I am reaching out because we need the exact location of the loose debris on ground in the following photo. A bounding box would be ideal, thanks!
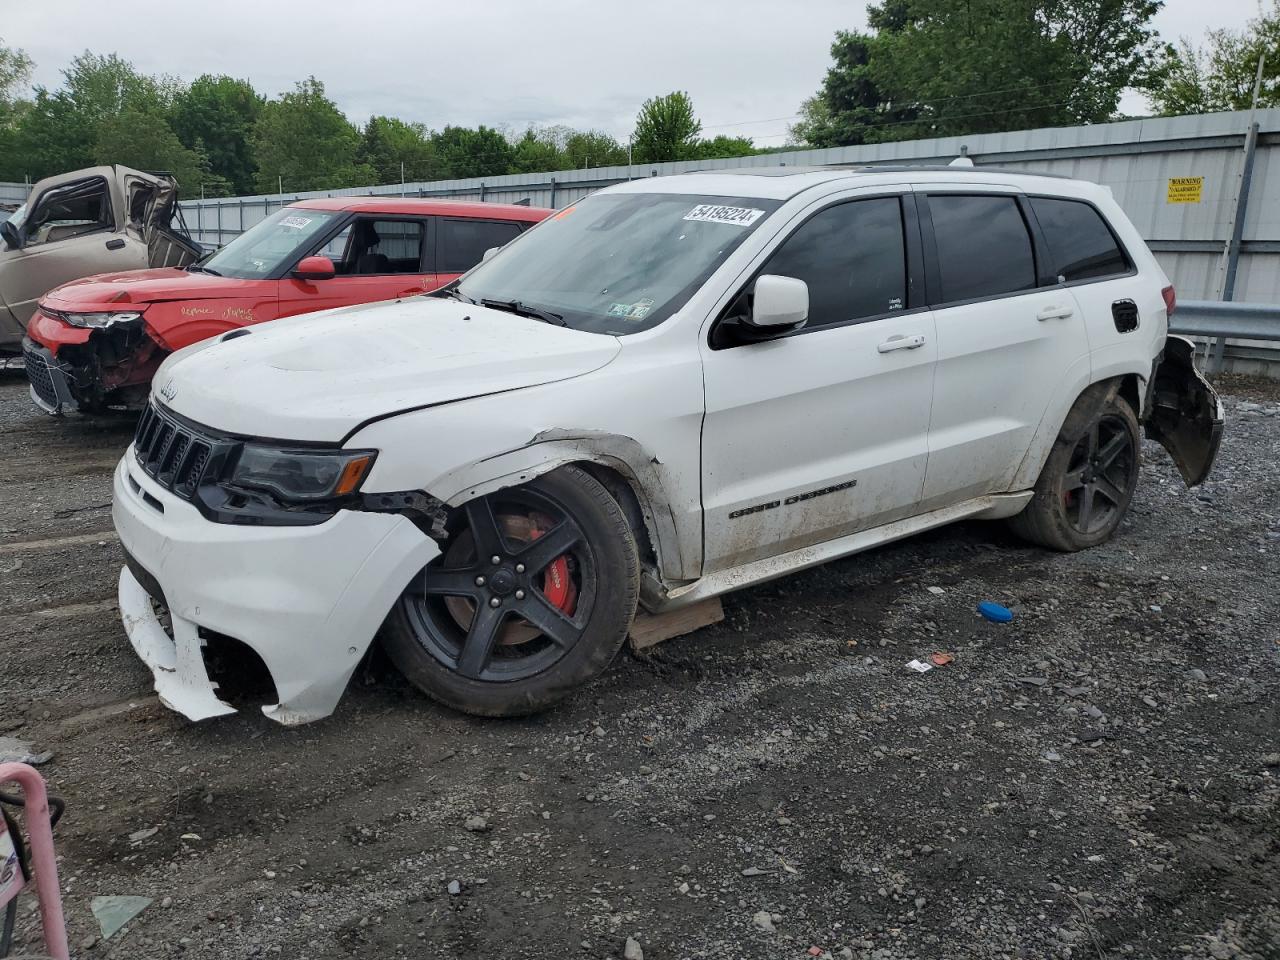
[1,371,1277,959]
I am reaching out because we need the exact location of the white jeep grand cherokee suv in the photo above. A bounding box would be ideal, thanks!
[112,167,1223,724]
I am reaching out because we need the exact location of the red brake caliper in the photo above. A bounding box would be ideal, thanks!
[529,524,577,615]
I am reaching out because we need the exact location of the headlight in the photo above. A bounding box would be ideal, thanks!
[59,311,143,329]
[228,445,377,502]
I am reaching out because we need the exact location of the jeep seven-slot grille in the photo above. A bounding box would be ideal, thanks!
[133,402,217,499]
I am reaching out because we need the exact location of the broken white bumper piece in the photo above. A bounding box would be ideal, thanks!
[112,455,438,725]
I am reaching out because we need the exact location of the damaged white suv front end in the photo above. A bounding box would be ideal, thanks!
[113,169,1224,725]
[113,295,623,724]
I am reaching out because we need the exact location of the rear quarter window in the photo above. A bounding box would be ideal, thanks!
[439,218,523,273]
[1029,197,1130,282]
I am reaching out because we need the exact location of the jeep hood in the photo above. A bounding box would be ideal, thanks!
[157,298,622,441]
[42,267,237,309]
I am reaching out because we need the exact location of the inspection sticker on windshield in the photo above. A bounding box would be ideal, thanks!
[278,216,313,230]
[608,297,654,320]
[683,204,765,227]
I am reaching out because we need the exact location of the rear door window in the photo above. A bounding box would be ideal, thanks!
[438,218,523,273]
[1029,197,1130,282]
[928,194,1036,303]
[758,196,908,328]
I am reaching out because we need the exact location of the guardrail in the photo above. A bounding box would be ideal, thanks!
[1171,300,1280,374]
[1171,300,1280,341]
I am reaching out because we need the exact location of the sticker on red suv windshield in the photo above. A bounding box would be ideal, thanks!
[683,204,765,227]
[279,216,314,230]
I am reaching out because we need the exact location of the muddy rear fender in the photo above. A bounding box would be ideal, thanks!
[1144,336,1224,487]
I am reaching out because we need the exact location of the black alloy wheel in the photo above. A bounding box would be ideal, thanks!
[1009,389,1142,552]
[383,466,639,716]
[1061,412,1138,536]
[403,486,596,682]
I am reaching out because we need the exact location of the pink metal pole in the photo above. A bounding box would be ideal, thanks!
[0,762,69,960]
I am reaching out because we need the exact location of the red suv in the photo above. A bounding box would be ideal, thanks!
[23,197,551,413]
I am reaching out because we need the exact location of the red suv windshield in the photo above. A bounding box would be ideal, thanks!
[198,208,343,279]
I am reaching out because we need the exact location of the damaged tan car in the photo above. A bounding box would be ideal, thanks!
[0,165,201,353]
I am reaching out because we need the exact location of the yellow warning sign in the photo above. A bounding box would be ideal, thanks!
[1167,176,1203,204]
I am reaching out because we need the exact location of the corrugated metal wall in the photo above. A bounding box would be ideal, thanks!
[0,181,31,204]
[5,109,1277,304]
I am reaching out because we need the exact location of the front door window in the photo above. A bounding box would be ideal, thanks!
[22,178,113,247]
[331,218,426,275]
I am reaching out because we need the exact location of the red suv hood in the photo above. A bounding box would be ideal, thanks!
[41,268,241,310]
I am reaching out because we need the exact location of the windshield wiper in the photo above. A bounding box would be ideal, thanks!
[431,286,476,304]
[186,264,222,277]
[480,298,567,327]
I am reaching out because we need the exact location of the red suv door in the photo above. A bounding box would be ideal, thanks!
[278,215,438,317]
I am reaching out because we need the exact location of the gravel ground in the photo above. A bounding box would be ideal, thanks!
[1,369,1277,960]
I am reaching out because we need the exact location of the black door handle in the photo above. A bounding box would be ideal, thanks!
[105,238,125,250]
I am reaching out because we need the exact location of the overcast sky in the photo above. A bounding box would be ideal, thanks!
[5,0,1268,146]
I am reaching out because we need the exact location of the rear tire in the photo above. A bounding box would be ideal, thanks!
[383,466,639,717]
[1009,388,1141,552]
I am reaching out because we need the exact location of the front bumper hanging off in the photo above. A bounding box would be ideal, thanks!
[21,338,76,414]
[113,455,440,725]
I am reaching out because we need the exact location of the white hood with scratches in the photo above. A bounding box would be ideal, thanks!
[157,298,621,442]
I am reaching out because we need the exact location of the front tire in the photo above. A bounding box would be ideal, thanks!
[1009,389,1141,552]
[383,466,640,717]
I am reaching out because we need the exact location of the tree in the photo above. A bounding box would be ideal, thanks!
[791,31,912,147]
[359,115,441,184]
[632,91,701,162]
[170,75,263,194]
[0,39,33,181]
[5,51,175,182]
[795,0,1164,146]
[60,51,174,128]
[689,135,758,160]
[0,38,31,107]
[1149,2,1280,115]
[563,130,628,168]
[93,108,207,196]
[430,125,514,178]
[6,89,94,180]
[508,127,565,173]
[250,77,372,193]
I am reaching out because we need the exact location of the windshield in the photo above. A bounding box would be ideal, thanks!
[200,208,342,279]
[455,192,781,334]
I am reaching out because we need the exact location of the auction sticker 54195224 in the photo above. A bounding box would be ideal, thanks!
[683,204,765,226]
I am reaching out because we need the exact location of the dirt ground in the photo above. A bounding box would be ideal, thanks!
[1,368,1277,960]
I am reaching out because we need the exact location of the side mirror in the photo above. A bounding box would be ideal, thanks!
[747,274,808,331]
[1,220,21,251]
[292,255,335,281]
[481,246,501,262]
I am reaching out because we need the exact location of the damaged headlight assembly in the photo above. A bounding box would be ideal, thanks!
[58,310,144,329]
[227,445,377,503]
